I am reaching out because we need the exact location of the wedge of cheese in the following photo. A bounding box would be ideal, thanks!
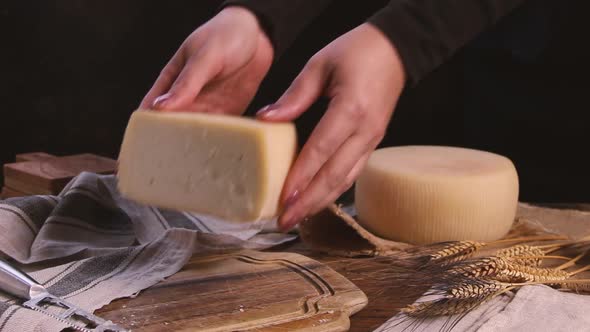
[355,146,519,244]
[117,110,297,221]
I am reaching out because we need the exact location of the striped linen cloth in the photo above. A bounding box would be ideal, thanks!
[0,172,295,331]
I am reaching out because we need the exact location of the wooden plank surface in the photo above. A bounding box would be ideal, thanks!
[273,243,421,332]
[96,242,422,332]
[97,251,368,332]
[3,154,117,194]
[98,203,590,332]
[3,152,587,331]
[283,203,590,331]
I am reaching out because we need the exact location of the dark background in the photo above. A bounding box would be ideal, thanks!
[1,1,588,202]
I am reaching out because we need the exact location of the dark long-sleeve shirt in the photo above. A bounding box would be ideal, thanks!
[222,0,526,85]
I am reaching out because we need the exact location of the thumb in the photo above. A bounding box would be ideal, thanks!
[256,59,327,122]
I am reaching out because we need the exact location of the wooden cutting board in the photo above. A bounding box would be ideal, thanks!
[97,251,368,332]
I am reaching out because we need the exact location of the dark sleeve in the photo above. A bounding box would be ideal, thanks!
[368,0,528,85]
[221,0,335,59]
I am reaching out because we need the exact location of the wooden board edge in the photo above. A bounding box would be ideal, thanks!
[3,177,56,195]
[3,162,57,188]
[1,186,28,199]
[186,250,369,331]
[245,310,352,332]
[233,250,369,314]
[15,152,56,162]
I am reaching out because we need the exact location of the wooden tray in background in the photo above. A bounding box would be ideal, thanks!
[1,152,117,198]
[97,251,368,332]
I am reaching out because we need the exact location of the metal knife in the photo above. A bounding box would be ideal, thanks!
[0,258,128,332]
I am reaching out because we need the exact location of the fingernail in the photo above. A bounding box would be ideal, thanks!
[152,93,173,109]
[280,215,301,232]
[278,190,300,232]
[282,215,310,232]
[283,190,299,209]
[256,103,280,118]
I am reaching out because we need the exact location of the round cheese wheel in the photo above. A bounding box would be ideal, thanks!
[355,146,519,244]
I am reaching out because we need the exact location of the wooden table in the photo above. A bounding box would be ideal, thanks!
[5,153,587,330]
[274,203,590,331]
[98,205,590,332]
[266,241,416,332]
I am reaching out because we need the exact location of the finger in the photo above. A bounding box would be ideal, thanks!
[278,132,374,231]
[278,96,363,207]
[154,48,222,111]
[256,58,327,121]
[308,151,371,217]
[139,52,184,109]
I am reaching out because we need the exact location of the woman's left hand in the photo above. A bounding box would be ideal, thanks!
[256,23,406,231]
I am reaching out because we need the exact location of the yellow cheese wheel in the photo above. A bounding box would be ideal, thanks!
[355,146,519,244]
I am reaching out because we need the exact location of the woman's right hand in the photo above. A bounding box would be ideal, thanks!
[140,6,274,115]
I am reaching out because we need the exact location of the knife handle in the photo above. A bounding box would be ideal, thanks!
[0,258,46,300]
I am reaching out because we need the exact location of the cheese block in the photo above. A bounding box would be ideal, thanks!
[117,110,297,222]
[355,146,519,244]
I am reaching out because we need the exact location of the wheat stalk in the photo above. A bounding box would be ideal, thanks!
[490,234,568,244]
[403,281,513,317]
[402,298,482,317]
[397,237,588,325]
[444,256,509,279]
[558,279,590,293]
[495,245,545,266]
[429,254,579,292]
[498,251,582,283]
[446,280,506,299]
[495,244,545,257]
[428,241,484,265]
[495,264,571,283]
[405,258,587,319]
[424,235,567,267]
[404,276,590,318]
[559,283,590,293]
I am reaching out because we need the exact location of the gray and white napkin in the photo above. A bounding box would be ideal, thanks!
[0,172,295,331]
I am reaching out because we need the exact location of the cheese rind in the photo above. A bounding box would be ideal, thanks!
[117,110,297,222]
[355,146,519,244]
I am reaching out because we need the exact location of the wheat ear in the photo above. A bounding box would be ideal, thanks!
[403,282,514,317]
[426,235,567,266]
[428,241,484,265]
[495,244,545,266]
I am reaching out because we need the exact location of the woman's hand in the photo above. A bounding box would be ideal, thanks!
[256,23,406,231]
[140,6,274,115]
